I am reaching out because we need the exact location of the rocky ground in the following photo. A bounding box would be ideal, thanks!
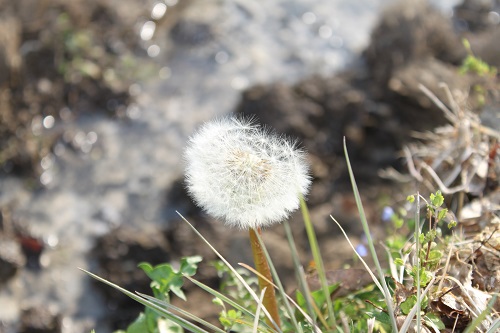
[0,0,499,332]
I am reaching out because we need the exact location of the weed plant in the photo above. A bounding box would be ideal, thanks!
[83,114,499,332]
[83,137,499,332]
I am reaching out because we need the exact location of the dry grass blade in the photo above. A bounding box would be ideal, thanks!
[253,288,267,333]
[330,216,384,293]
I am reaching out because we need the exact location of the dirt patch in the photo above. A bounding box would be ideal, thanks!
[0,0,143,177]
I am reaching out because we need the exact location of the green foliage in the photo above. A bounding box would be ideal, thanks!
[459,39,497,106]
[400,294,428,315]
[391,213,405,229]
[219,308,243,330]
[116,256,202,333]
[408,266,433,288]
[87,185,471,333]
[211,261,259,331]
[429,190,444,208]
[295,283,339,322]
[212,261,259,309]
[139,256,202,302]
[459,40,497,77]
[424,313,445,331]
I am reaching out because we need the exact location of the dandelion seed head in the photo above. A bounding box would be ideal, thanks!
[184,116,311,229]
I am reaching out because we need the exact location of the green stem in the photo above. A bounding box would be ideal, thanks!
[249,227,281,330]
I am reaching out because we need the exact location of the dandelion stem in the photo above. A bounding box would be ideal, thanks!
[249,227,281,330]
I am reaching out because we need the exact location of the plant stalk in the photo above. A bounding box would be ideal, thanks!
[249,227,281,330]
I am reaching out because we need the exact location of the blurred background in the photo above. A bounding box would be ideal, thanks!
[0,0,498,332]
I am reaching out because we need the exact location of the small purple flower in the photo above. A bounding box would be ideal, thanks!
[355,244,368,257]
[381,206,394,222]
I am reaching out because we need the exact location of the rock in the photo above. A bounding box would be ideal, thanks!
[19,306,61,333]
[170,19,216,46]
[468,28,500,68]
[0,235,25,284]
[453,0,500,32]
[388,57,475,128]
[363,0,466,95]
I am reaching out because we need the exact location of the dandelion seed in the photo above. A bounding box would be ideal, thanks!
[184,116,311,230]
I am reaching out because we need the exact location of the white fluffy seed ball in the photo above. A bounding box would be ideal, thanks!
[184,116,311,229]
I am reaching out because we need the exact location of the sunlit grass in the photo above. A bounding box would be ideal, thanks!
[83,139,499,333]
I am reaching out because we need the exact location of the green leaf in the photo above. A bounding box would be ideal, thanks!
[406,195,415,203]
[421,270,432,286]
[212,297,224,307]
[169,276,187,301]
[448,220,457,229]
[418,233,425,245]
[124,313,149,333]
[400,295,417,315]
[138,257,202,302]
[370,310,391,326]
[391,215,404,229]
[394,258,404,267]
[219,309,242,330]
[296,283,339,310]
[138,262,177,296]
[138,262,154,275]
[157,318,184,333]
[424,313,445,330]
[428,250,443,261]
[401,294,429,315]
[424,230,437,243]
[437,208,448,222]
[219,316,232,328]
[180,256,202,276]
[430,191,444,207]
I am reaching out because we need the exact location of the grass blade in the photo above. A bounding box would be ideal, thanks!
[300,196,336,329]
[184,275,263,325]
[137,292,226,333]
[283,220,320,328]
[486,318,500,333]
[463,295,498,333]
[254,287,267,333]
[80,268,209,333]
[343,138,398,333]
[177,212,282,333]
[330,216,383,293]
[414,192,422,333]
[239,263,321,333]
